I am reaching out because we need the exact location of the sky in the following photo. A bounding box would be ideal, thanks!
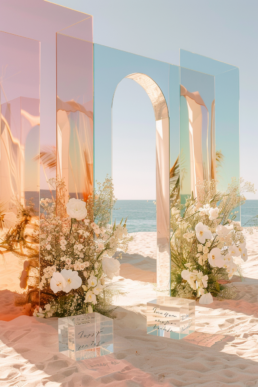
[51,0,258,199]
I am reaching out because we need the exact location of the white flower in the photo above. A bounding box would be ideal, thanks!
[88,276,98,287]
[209,207,219,220]
[228,244,241,257]
[199,293,213,305]
[93,282,103,295]
[241,248,248,261]
[102,257,120,279]
[97,242,104,251]
[61,269,82,293]
[216,225,231,238]
[45,304,51,311]
[199,204,210,216]
[181,269,190,280]
[85,291,97,305]
[208,248,224,268]
[195,222,212,244]
[84,219,90,225]
[223,253,233,264]
[198,288,205,297]
[46,244,51,250]
[187,272,197,290]
[226,262,238,279]
[91,222,100,234]
[238,242,247,261]
[66,198,87,220]
[50,272,66,293]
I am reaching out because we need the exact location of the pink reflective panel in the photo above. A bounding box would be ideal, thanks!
[57,20,93,202]
[0,31,40,320]
[0,0,93,320]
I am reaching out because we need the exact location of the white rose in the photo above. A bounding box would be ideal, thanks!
[102,257,120,279]
[199,292,213,305]
[66,198,87,220]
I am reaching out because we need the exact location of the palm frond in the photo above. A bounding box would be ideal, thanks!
[34,146,56,170]
[216,150,224,171]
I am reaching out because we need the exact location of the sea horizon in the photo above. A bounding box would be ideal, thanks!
[24,192,258,232]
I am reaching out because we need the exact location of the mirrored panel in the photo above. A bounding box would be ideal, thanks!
[180,68,215,202]
[94,44,172,307]
[180,50,240,219]
[56,18,93,203]
[0,31,40,320]
[0,0,93,321]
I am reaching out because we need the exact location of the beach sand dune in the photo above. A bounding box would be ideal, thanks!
[1,231,258,386]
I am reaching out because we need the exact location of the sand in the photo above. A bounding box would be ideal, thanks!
[1,230,258,386]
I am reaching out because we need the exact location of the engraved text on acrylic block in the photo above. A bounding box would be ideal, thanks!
[146,297,195,340]
[58,312,113,361]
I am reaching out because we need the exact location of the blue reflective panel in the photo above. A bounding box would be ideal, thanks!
[180,50,239,207]
[94,44,174,293]
[180,68,215,201]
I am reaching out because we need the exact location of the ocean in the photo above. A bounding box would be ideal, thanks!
[114,200,258,233]
[24,192,258,232]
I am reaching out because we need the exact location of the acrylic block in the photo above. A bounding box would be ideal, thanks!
[58,313,113,361]
[146,297,195,340]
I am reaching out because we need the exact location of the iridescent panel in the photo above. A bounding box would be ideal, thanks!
[57,18,93,202]
[94,44,172,296]
[0,31,40,320]
[180,68,215,202]
[180,50,240,219]
[0,0,92,321]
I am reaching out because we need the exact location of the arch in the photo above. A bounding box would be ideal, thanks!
[112,73,170,292]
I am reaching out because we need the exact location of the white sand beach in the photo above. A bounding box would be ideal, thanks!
[1,231,258,386]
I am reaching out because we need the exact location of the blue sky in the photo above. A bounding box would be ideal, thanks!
[51,0,258,199]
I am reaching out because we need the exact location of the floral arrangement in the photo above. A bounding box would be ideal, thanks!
[170,179,255,304]
[34,178,132,318]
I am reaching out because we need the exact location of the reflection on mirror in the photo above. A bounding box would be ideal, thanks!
[0,2,93,322]
[111,77,158,306]
[180,69,215,202]
[0,31,40,321]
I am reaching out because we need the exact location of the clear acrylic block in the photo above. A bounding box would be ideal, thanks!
[147,297,195,340]
[58,312,114,361]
